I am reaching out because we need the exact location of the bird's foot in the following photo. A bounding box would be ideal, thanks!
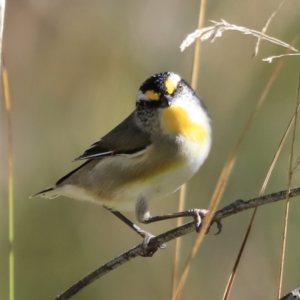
[188,209,222,234]
[138,230,166,257]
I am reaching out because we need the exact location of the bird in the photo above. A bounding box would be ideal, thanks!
[31,72,212,242]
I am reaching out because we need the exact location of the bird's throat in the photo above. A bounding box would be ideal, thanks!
[162,105,208,145]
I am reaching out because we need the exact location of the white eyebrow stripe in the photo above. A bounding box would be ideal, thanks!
[169,73,181,87]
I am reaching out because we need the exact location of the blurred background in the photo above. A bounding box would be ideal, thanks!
[1,0,300,299]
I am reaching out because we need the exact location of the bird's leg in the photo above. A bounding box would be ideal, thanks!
[142,209,222,234]
[104,206,165,256]
[135,198,221,233]
[108,209,148,238]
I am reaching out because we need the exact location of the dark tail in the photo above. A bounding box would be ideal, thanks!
[29,187,56,199]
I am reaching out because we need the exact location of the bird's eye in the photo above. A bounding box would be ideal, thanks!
[177,83,183,91]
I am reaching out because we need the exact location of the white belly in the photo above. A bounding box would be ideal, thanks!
[107,137,211,211]
[53,132,211,212]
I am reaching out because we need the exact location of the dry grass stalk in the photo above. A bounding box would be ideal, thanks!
[263,53,300,63]
[3,65,15,300]
[172,0,206,298]
[222,37,299,300]
[172,185,186,296]
[175,10,300,300]
[0,1,14,300]
[172,1,207,297]
[277,76,300,298]
[173,130,245,300]
[180,19,298,57]
[222,107,299,300]
[173,76,264,300]
[253,0,286,57]
[56,185,300,300]
[174,31,298,300]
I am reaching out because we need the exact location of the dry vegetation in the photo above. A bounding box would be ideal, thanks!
[2,0,300,300]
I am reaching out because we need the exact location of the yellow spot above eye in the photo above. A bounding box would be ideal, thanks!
[165,76,176,95]
[145,90,160,101]
[163,105,207,145]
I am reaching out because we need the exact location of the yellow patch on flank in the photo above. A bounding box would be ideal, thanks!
[163,105,207,145]
[145,90,160,101]
[121,147,185,187]
[165,76,176,95]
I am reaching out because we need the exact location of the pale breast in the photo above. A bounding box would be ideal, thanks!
[57,102,212,212]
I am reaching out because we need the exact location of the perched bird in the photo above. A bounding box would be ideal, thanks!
[32,72,212,239]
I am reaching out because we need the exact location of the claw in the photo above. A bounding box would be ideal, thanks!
[138,231,166,257]
[207,219,222,235]
[214,220,222,235]
[188,209,208,233]
[187,209,223,235]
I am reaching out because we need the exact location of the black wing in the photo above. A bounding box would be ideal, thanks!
[75,112,151,160]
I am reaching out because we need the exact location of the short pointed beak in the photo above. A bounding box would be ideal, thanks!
[161,94,173,107]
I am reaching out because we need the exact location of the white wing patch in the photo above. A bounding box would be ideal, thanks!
[120,147,148,158]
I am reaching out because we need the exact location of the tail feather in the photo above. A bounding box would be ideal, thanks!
[30,187,59,199]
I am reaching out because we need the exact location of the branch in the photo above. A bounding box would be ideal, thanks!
[280,286,300,300]
[54,186,300,300]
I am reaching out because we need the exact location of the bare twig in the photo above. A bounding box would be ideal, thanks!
[54,186,300,300]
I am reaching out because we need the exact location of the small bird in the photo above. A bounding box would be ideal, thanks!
[32,72,212,240]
